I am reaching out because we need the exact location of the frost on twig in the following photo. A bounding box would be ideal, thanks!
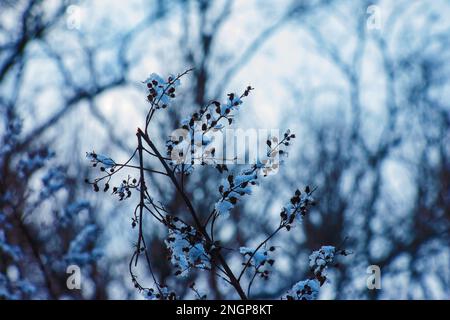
[144,73,181,110]
[142,285,176,300]
[86,151,116,168]
[284,278,320,300]
[240,246,275,280]
[84,69,349,300]
[280,186,315,229]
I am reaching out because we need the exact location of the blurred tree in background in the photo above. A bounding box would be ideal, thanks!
[0,0,449,299]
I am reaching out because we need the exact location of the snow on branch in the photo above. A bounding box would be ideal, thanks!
[166,87,253,175]
[283,246,351,300]
[214,130,296,218]
[85,69,349,300]
[165,216,211,277]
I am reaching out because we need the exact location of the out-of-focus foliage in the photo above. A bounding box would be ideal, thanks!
[0,0,449,299]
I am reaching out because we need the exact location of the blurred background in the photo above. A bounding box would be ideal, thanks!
[0,0,449,300]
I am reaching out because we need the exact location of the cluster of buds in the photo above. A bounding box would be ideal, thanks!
[284,278,320,300]
[112,176,138,201]
[189,282,207,300]
[145,73,180,109]
[261,130,295,176]
[309,246,351,285]
[142,286,177,300]
[215,169,258,217]
[280,186,315,229]
[166,88,253,175]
